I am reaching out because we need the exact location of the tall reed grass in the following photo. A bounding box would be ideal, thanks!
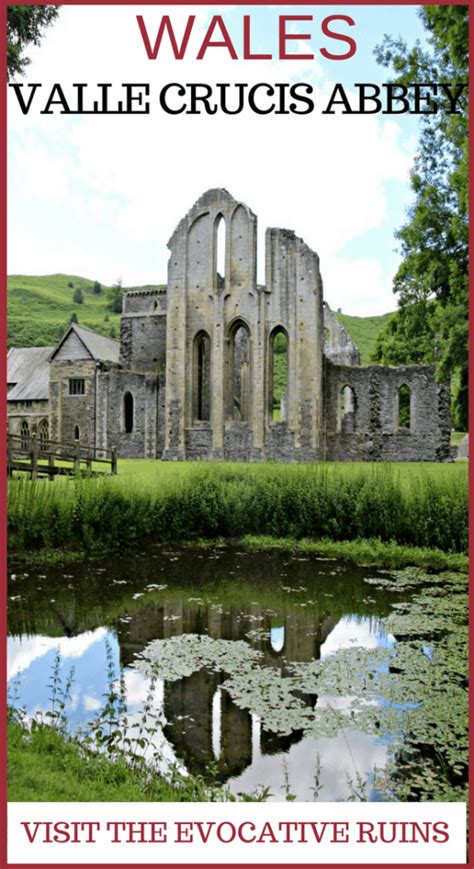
[8,463,468,554]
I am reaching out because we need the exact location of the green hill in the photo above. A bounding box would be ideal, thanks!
[7,275,394,366]
[335,311,395,365]
[7,274,165,348]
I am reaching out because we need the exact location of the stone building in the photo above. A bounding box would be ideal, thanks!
[7,188,452,462]
[7,346,53,446]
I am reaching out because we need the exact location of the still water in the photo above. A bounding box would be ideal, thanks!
[8,546,408,801]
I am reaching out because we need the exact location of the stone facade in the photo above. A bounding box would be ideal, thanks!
[7,188,452,462]
[7,346,53,445]
[323,302,360,366]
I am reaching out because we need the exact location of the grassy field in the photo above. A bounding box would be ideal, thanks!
[7,274,165,348]
[114,458,466,488]
[8,461,468,556]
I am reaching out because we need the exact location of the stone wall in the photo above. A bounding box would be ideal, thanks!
[323,302,360,365]
[162,188,324,462]
[163,188,260,460]
[264,226,324,461]
[120,289,167,373]
[323,359,451,461]
[103,368,161,459]
[49,359,98,446]
[7,400,49,437]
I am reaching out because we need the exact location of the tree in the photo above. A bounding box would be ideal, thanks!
[93,280,102,295]
[73,287,84,305]
[371,7,468,430]
[69,313,78,324]
[7,5,60,80]
[108,278,124,314]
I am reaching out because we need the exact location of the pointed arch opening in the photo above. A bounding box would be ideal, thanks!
[398,384,411,429]
[38,419,49,448]
[269,327,288,422]
[339,385,356,433]
[270,623,285,654]
[228,320,251,422]
[193,331,211,422]
[74,425,80,441]
[20,420,30,450]
[123,392,134,433]
[215,214,226,289]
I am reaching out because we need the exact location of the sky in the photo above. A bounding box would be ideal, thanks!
[7,5,428,315]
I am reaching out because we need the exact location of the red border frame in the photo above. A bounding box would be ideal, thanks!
[1,0,471,867]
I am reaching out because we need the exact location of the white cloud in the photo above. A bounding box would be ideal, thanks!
[7,628,108,680]
[324,255,400,316]
[320,616,395,658]
[82,693,102,712]
[230,725,388,802]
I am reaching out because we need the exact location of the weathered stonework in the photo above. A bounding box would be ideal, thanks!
[323,360,451,461]
[8,189,452,462]
[323,303,360,366]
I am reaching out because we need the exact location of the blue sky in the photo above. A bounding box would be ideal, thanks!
[8,5,429,315]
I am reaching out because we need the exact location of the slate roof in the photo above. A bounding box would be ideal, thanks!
[7,346,53,401]
[8,325,120,401]
[50,324,120,363]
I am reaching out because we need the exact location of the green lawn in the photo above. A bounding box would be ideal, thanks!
[112,457,467,491]
[451,431,467,446]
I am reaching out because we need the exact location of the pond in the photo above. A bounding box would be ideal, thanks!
[8,546,468,803]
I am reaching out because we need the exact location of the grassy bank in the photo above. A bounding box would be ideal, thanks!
[242,536,468,571]
[9,461,467,556]
[8,719,215,802]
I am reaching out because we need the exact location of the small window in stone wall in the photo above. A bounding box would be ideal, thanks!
[230,322,251,421]
[124,392,134,433]
[398,384,411,429]
[193,333,211,422]
[215,214,226,289]
[69,378,85,396]
[74,425,80,441]
[39,419,49,446]
[271,329,288,422]
[20,420,30,449]
[340,385,356,433]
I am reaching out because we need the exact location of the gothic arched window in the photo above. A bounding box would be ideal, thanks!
[270,327,288,422]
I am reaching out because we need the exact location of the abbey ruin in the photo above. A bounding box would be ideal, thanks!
[7,188,452,462]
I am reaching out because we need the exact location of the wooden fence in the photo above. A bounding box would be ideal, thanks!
[7,433,117,479]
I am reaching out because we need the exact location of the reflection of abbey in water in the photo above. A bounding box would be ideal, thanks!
[7,188,451,461]
[118,601,337,781]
